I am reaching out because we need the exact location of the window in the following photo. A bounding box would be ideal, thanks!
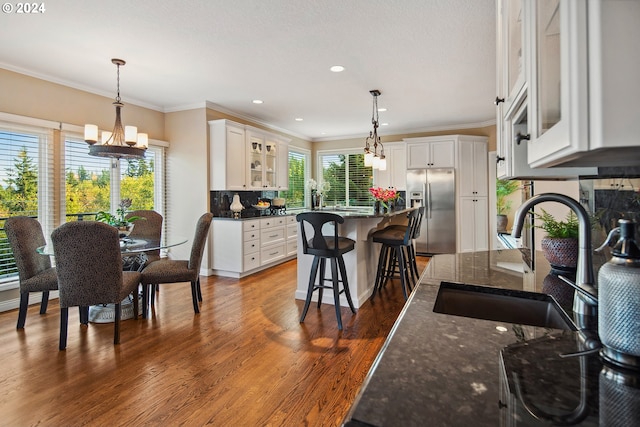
[64,137,112,221]
[0,117,166,285]
[0,124,52,282]
[279,149,308,208]
[64,137,164,220]
[319,151,373,207]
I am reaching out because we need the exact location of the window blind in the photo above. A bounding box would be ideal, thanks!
[279,149,307,208]
[320,152,372,207]
[0,123,52,281]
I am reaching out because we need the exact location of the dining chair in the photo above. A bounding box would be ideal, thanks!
[51,221,141,350]
[141,212,213,316]
[126,210,163,265]
[4,216,59,329]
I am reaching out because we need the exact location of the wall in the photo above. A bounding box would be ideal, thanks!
[164,108,210,265]
[0,68,165,139]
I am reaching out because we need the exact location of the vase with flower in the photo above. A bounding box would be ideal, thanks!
[95,198,145,238]
[369,187,398,214]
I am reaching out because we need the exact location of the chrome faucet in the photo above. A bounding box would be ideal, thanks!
[512,193,597,318]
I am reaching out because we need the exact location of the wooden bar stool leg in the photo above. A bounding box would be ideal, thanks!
[372,245,388,299]
[317,258,326,308]
[337,255,356,313]
[330,257,343,330]
[300,256,320,323]
[396,246,409,300]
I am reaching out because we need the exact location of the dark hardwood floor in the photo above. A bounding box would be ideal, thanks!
[0,256,428,426]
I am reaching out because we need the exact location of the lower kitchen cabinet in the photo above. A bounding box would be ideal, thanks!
[458,197,489,253]
[211,215,297,278]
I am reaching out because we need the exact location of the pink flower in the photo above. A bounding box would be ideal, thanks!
[369,187,398,206]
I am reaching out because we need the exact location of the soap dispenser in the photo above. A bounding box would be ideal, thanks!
[597,219,640,369]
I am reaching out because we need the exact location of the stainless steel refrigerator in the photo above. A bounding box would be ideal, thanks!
[406,168,456,254]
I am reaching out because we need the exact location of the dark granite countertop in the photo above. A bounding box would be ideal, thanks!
[212,207,413,221]
[344,249,640,427]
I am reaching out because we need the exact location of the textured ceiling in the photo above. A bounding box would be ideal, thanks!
[0,0,496,140]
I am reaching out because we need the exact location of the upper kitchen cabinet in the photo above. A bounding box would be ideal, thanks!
[373,141,407,191]
[209,120,246,191]
[526,0,640,168]
[246,130,289,190]
[458,138,489,198]
[405,137,455,170]
[495,0,597,179]
[209,119,290,191]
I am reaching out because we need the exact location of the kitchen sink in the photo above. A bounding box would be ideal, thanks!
[433,281,577,330]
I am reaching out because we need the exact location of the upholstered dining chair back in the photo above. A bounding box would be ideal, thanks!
[52,221,124,307]
[140,212,213,316]
[127,210,162,256]
[189,212,214,271]
[4,216,53,285]
[52,221,141,350]
[4,216,58,329]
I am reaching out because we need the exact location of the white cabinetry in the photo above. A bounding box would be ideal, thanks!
[211,215,296,278]
[246,131,289,190]
[458,139,488,198]
[286,215,298,256]
[210,119,290,191]
[525,0,640,168]
[455,136,490,253]
[458,197,489,253]
[495,0,597,179]
[209,120,247,191]
[405,137,455,169]
[373,141,406,190]
[260,217,286,266]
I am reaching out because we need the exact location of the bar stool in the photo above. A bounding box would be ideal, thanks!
[296,212,356,330]
[387,206,424,286]
[371,207,423,300]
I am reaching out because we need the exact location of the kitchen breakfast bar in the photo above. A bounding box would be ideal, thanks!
[295,207,415,308]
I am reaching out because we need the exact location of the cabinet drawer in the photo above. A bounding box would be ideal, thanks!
[243,220,260,232]
[243,252,260,271]
[261,243,286,265]
[287,215,297,224]
[243,239,260,254]
[260,227,285,245]
[287,239,298,256]
[286,223,298,239]
[260,217,287,228]
[244,230,260,242]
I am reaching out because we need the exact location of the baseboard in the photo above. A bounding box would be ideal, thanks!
[0,291,59,313]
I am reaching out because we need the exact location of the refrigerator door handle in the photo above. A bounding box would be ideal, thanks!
[425,182,432,218]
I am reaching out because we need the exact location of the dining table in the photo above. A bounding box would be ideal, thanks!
[37,237,188,323]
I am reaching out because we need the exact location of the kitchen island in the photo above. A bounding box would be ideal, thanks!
[295,207,414,309]
[344,249,638,426]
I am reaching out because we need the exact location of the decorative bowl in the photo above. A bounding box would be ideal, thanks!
[116,223,134,238]
[252,203,270,210]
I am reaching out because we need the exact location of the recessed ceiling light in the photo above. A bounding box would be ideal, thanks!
[330,65,345,72]
[378,108,387,112]
[496,326,508,332]
[252,99,263,104]
[381,123,389,126]
[295,118,303,121]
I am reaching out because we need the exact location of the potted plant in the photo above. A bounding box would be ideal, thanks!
[95,198,145,238]
[496,179,519,233]
[532,208,579,269]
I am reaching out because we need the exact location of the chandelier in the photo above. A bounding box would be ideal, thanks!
[363,89,386,170]
[84,59,147,160]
